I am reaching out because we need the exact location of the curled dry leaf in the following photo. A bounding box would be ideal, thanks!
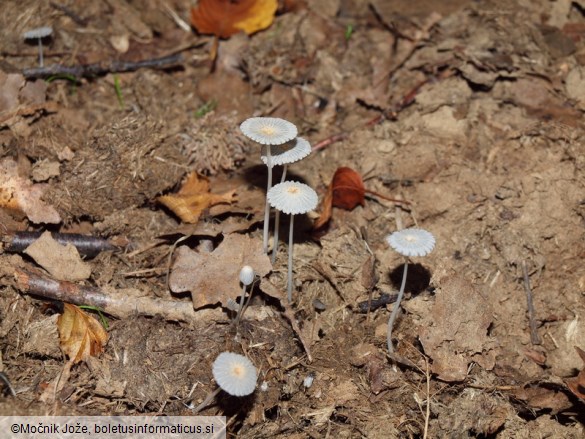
[157,172,236,224]
[314,167,409,230]
[0,157,61,224]
[57,303,108,364]
[314,167,365,229]
[566,346,585,400]
[190,0,278,38]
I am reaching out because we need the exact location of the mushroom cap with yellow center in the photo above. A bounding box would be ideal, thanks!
[267,181,318,215]
[240,117,298,145]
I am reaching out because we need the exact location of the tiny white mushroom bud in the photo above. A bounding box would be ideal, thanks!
[239,265,255,286]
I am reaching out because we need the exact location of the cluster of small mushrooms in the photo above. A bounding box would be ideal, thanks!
[198,117,436,413]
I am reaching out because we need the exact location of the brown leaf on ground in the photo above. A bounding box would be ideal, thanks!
[24,231,92,282]
[566,346,585,399]
[512,385,572,413]
[190,0,278,38]
[419,273,497,382]
[0,158,61,224]
[169,233,271,309]
[57,303,108,364]
[314,167,365,229]
[157,172,236,224]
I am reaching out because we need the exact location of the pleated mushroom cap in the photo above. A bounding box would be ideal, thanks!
[240,117,297,145]
[23,26,53,39]
[212,352,257,397]
[267,181,318,215]
[261,137,311,167]
[386,228,435,257]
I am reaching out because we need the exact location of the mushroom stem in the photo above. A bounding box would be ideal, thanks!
[271,165,288,264]
[263,148,273,254]
[287,214,294,302]
[193,386,222,413]
[234,283,247,326]
[37,38,44,67]
[387,259,408,353]
[263,149,272,253]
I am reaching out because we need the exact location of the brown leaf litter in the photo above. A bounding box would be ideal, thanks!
[419,271,497,382]
[157,171,236,224]
[169,233,271,309]
[24,231,91,281]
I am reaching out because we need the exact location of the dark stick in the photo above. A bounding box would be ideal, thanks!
[3,231,119,258]
[50,2,88,26]
[22,53,184,79]
[522,260,541,345]
[357,293,398,313]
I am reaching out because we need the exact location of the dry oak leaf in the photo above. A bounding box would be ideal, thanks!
[57,303,108,364]
[169,233,271,309]
[0,157,61,224]
[191,0,278,38]
[157,172,236,224]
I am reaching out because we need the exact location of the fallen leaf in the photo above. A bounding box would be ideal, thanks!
[157,172,236,224]
[169,233,271,309]
[24,231,92,281]
[314,167,365,229]
[190,0,278,38]
[0,157,61,224]
[419,273,497,382]
[57,303,108,364]
[331,167,366,209]
[566,346,585,399]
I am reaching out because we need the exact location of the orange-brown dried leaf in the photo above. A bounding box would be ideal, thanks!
[190,0,278,38]
[57,303,108,364]
[566,346,585,399]
[314,167,365,229]
[158,172,236,224]
[332,167,366,209]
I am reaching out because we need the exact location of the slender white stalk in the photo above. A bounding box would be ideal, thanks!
[263,148,273,253]
[234,283,247,326]
[38,38,44,67]
[193,386,222,413]
[271,165,288,264]
[387,260,408,353]
[287,214,295,302]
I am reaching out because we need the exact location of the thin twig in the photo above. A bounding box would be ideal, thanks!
[311,133,348,152]
[23,53,184,79]
[15,269,198,322]
[522,260,541,345]
[423,357,430,439]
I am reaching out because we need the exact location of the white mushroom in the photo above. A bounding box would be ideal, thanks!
[240,117,298,254]
[267,181,318,302]
[385,228,435,354]
[193,351,258,413]
[235,265,255,325]
[23,26,53,67]
[261,137,312,264]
